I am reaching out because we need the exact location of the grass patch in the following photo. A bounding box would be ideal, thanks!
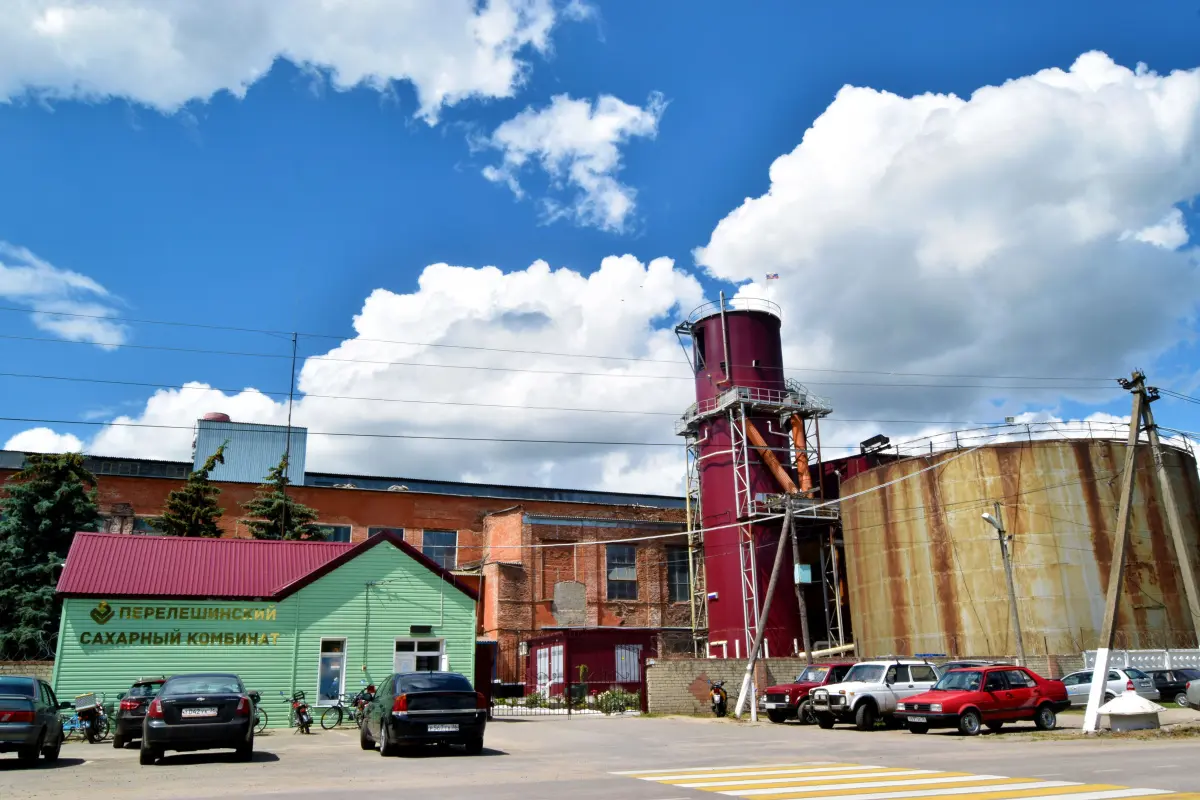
[1029,724,1200,742]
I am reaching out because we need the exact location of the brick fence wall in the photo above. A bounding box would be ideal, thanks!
[646,653,1089,716]
[0,661,54,681]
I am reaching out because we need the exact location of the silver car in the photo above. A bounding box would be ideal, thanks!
[1187,677,1200,709]
[1061,668,1160,706]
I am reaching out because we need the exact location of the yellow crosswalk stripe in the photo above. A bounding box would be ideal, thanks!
[611,762,1190,800]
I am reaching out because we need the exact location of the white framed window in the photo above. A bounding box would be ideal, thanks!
[394,638,445,673]
[315,524,352,543]
[317,638,347,706]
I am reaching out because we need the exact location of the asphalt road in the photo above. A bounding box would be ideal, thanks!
[3,713,1198,800]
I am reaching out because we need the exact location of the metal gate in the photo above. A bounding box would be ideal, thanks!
[490,639,646,718]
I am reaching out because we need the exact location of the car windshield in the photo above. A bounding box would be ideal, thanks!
[0,678,35,698]
[162,676,243,695]
[797,666,829,683]
[933,670,983,691]
[843,665,885,684]
[1125,668,1149,680]
[398,673,473,693]
[128,683,163,698]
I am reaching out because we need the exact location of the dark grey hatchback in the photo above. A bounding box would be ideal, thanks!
[141,673,255,765]
[360,672,486,756]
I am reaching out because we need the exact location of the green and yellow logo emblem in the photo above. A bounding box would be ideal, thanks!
[90,601,114,625]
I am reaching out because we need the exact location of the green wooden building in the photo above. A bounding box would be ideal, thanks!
[52,531,477,727]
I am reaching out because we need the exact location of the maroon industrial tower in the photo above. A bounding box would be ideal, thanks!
[675,296,834,663]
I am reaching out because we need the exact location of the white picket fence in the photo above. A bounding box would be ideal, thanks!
[1083,649,1200,671]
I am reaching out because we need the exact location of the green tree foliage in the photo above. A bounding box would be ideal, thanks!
[152,443,228,538]
[0,453,100,659]
[241,454,324,541]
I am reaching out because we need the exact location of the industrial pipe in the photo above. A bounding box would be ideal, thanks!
[745,420,798,494]
[790,415,813,493]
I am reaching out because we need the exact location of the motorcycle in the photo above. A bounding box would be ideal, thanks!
[75,692,110,743]
[709,680,728,718]
[283,690,313,734]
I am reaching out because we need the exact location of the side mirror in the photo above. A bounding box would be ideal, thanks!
[59,701,73,710]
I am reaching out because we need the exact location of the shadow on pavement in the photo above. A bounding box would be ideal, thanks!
[153,751,281,766]
[0,757,88,771]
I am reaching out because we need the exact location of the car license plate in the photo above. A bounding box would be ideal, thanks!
[428,723,458,733]
[908,716,927,723]
[765,703,781,709]
[181,707,217,718]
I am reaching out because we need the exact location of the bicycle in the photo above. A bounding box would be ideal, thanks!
[249,691,268,735]
[320,685,374,730]
[60,711,83,741]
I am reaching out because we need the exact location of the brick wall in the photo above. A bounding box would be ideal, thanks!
[0,661,54,681]
[647,657,816,715]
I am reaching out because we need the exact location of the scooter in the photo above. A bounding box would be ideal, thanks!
[283,690,313,734]
[75,692,110,743]
[709,680,728,718]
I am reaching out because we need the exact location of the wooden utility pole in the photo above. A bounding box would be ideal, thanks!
[789,515,813,665]
[988,503,1027,666]
[1083,372,1146,733]
[1084,371,1200,732]
[1142,395,1200,643]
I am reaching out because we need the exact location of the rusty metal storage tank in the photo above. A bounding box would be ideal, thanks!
[840,438,1200,659]
[675,297,809,660]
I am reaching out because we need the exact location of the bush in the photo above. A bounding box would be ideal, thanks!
[596,689,639,715]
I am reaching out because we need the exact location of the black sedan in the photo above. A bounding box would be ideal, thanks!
[360,672,486,756]
[113,677,164,749]
[1147,668,1200,707]
[140,673,255,765]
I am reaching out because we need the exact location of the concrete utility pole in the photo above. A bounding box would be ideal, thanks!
[1084,372,1146,733]
[734,504,794,719]
[789,514,813,665]
[982,503,1026,666]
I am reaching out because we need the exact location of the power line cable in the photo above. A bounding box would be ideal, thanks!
[0,305,1119,383]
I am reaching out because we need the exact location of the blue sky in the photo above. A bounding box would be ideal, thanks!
[1,0,1199,491]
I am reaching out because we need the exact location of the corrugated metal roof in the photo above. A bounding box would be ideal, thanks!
[56,531,479,601]
[57,533,352,599]
[194,420,306,484]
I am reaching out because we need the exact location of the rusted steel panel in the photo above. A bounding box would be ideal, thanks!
[842,440,1200,657]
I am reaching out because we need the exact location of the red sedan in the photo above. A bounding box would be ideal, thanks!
[894,665,1069,735]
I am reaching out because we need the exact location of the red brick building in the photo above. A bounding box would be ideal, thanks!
[0,424,690,686]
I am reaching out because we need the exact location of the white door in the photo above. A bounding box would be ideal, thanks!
[536,647,550,695]
[615,645,642,683]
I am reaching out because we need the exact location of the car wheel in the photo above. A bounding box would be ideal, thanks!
[235,731,254,762]
[359,721,375,751]
[908,723,929,735]
[958,710,982,736]
[464,736,484,756]
[139,743,161,766]
[1174,693,1189,708]
[1104,693,1115,703]
[18,733,43,765]
[798,700,817,725]
[112,734,125,749]
[854,703,877,731]
[985,722,1003,733]
[43,731,62,763]
[816,713,835,729]
[378,722,398,757]
[767,710,788,724]
[1034,704,1057,731]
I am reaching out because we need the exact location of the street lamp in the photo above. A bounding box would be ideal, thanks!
[983,504,1027,666]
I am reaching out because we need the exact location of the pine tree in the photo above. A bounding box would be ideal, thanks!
[152,443,228,537]
[241,454,324,541]
[0,453,101,659]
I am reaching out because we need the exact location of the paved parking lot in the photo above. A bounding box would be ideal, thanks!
[3,714,1198,800]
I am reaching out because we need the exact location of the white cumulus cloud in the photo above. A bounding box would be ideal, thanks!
[4,427,84,454]
[696,51,1200,438]
[40,256,703,493]
[0,242,127,346]
[0,0,562,122]
[482,92,666,232]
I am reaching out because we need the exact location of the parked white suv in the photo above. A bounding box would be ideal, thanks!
[809,660,940,731]
[1060,668,1160,706]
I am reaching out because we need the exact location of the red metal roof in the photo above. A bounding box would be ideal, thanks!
[56,531,477,601]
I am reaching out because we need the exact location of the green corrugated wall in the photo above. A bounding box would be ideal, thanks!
[54,541,476,728]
